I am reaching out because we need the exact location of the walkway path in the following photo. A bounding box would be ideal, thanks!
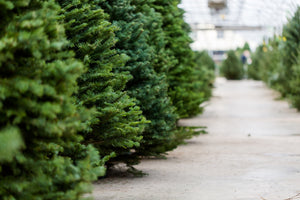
[93,78,300,200]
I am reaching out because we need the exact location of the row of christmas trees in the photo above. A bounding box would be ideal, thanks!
[248,6,300,109]
[0,0,215,199]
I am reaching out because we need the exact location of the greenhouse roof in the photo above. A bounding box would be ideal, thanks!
[179,0,300,51]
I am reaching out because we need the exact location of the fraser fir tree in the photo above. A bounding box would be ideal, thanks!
[193,51,215,99]
[99,0,179,157]
[132,0,205,151]
[133,0,177,74]
[280,7,300,106]
[221,50,244,80]
[57,0,147,166]
[288,54,300,109]
[282,7,300,73]
[194,51,215,72]
[151,0,206,118]
[248,45,263,80]
[0,1,103,199]
[281,7,300,97]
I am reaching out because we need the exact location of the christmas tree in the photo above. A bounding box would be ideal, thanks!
[282,7,300,106]
[0,1,103,199]
[57,0,147,166]
[193,51,215,99]
[221,50,244,80]
[99,0,179,157]
[151,0,206,118]
[281,7,300,96]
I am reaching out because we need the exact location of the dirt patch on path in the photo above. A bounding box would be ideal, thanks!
[93,78,300,200]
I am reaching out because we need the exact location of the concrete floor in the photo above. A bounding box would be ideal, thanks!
[93,78,300,200]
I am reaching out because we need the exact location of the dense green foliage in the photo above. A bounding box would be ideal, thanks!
[250,6,300,110]
[221,50,244,80]
[152,0,207,118]
[1,0,215,197]
[289,53,300,108]
[0,1,103,199]
[281,7,300,97]
[247,45,263,80]
[194,51,215,71]
[99,0,179,157]
[193,51,215,99]
[135,0,176,75]
[249,38,283,88]
[282,8,300,75]
[57,0,146,167]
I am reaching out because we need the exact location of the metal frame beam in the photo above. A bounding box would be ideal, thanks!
[190,25,264,31]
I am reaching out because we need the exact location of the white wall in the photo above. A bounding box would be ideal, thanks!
[190,30,251,51]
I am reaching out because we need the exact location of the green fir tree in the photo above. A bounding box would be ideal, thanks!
[281,7,300,96]
[0,1,103,199]
[193,51,215,99]
[221,50,244,80]
[99,0,180,157]
[133,0,177,75]
[151,0,206,118]
[57,0,147,166]
[280,7,300,107]
[248,45,263,80]
[282,7,300,73]
[133,0,205,148]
